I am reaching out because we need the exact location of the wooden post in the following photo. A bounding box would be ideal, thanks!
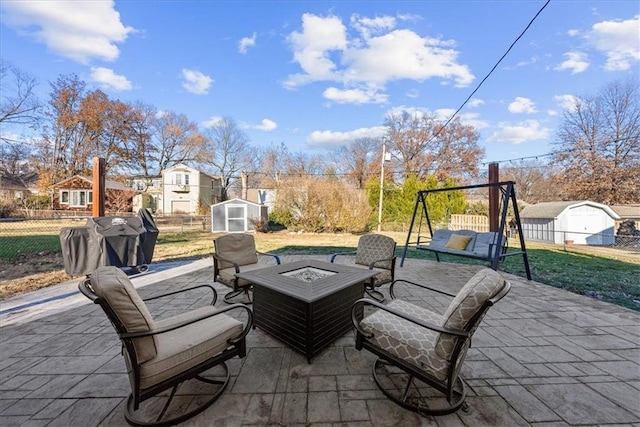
[488,162,499,232]
[92,157,106,217]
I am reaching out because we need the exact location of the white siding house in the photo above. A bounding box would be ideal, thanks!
[160,164,222,215]
[521,201,620,245]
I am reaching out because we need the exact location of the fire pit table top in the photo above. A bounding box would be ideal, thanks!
[236,259,377,303]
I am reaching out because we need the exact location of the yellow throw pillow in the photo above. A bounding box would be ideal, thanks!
[445,234,472,250]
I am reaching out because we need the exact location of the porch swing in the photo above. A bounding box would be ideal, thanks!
[400,180,532,280]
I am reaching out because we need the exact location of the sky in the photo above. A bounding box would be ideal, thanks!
[1,0,639,167]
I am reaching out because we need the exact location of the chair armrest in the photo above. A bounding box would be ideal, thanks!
[212,253,241,273]
[257,251,281,264]
[143,284,217,306]
[389,279,457,299]
[122,303,253,343]
[330,251,357,263]
[367,256,396,269]
[351,298,469,338]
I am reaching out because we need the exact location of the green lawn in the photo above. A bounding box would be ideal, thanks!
[0,235,61,258]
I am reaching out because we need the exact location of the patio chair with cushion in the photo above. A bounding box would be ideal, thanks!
[213,233,281,304]
[330,233,396,302]
[351,268,511,416]
[78,266,252,426]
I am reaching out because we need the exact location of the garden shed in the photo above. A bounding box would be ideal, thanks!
[211,198,268,233]
[520,201,619,245]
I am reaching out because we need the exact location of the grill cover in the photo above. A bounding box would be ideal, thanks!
[60,210,159,276]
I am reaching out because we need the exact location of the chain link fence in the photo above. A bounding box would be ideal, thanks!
[1,214,211,259]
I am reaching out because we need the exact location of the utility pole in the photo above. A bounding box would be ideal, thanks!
[377,141,389,232]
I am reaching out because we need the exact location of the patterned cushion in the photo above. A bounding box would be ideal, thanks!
[438,268,504,358]
[89,267,157,363]
[214,234,259,269]
[360,299,450,381]
[355,234,396,271]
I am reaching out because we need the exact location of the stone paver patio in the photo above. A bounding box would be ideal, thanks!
[1,254,638,426]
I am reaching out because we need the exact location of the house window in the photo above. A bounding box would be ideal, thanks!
[61,190,93,207]
[175,174,182,185]
[184,174,190,185]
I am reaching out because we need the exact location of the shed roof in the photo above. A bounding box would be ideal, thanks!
[521,200,620,219]
[211,197,262,207]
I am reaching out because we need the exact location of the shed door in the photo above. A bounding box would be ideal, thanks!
[226,204,247,232]
[567,208,602,244]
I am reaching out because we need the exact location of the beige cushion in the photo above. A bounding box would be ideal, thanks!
[355,234,396,270]
[216,262,267,287]
[438,269,504,358]
[360,299,450,381]
[90,267,157,363]
[139,306,243,389]
[444,234,472,250]
[214,234,259,269]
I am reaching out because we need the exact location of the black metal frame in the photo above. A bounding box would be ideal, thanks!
[212,238,281,304]
[399,181,531,280]
[78,279,253,426]
[330,237,397,303]
[351,277,511,416]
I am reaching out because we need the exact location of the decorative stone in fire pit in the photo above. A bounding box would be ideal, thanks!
[281,267,336,282]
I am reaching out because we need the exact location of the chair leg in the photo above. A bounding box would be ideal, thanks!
[124,363,230,426]
[365,286,385,303]
[223,288,252,305]
[371,358,467,416]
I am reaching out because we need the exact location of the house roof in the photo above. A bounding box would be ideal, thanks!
[610,205,640,219]
[163,163,219,180]
[51,175,134,192]
[521,200,620,220]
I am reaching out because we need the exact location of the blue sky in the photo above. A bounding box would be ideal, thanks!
[1,1,639,165]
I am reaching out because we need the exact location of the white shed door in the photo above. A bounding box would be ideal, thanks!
[567,208,602,244]
[226,204,247,232]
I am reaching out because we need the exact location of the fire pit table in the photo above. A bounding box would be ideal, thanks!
[236,259,377,363]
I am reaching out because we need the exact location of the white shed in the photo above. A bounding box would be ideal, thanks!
[520,201,620,245]
[210,198,268,233]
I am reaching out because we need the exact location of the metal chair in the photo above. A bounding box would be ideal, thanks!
[213,233,281,304]
[78,266,252,426]
[331,234,396,302]
[352,268,511,416]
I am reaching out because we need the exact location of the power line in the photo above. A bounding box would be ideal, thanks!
[429,0,552,142]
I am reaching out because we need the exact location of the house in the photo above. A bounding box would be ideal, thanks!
[51,175,136,212]
[520,201,620,245]
[610,205,640,233]
[129,175,162,213]
[159,163,222,215]
[0,171,39,201]
[211,198,268,232]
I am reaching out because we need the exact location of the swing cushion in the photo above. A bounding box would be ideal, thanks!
[445,234,473,250]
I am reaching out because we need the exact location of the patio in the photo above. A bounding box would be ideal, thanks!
[1,254,639,426]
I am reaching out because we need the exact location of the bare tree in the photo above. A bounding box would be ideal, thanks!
[336,137,379,189]
[202,117,252,200]
[384,111,483,182]
[553,78,640,204]
[154,111,206,172]
[500,160,563,203]
[0,61,41,141]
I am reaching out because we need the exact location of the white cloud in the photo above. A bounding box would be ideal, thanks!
[508,97,537,114]
[202,116,224,128]
[307,126,386,148]
[253,119,277,131]
[0,1,132,63]
[181,69,213,94]
[323,86,388,104]
[585,15,640,71]
[555,51,590,74]
[567,29,580,37]
[284,13,474,104]
[467,98,485,108]
[385,106,489,130]
[487,120,550,145]
[90,67,132,91]
[553,94,580,111]
[238,32,257,54]
[405,89,420,99]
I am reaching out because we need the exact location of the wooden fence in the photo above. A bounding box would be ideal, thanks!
[449,214,489,232]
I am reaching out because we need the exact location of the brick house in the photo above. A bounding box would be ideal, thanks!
[51,175,137,212]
